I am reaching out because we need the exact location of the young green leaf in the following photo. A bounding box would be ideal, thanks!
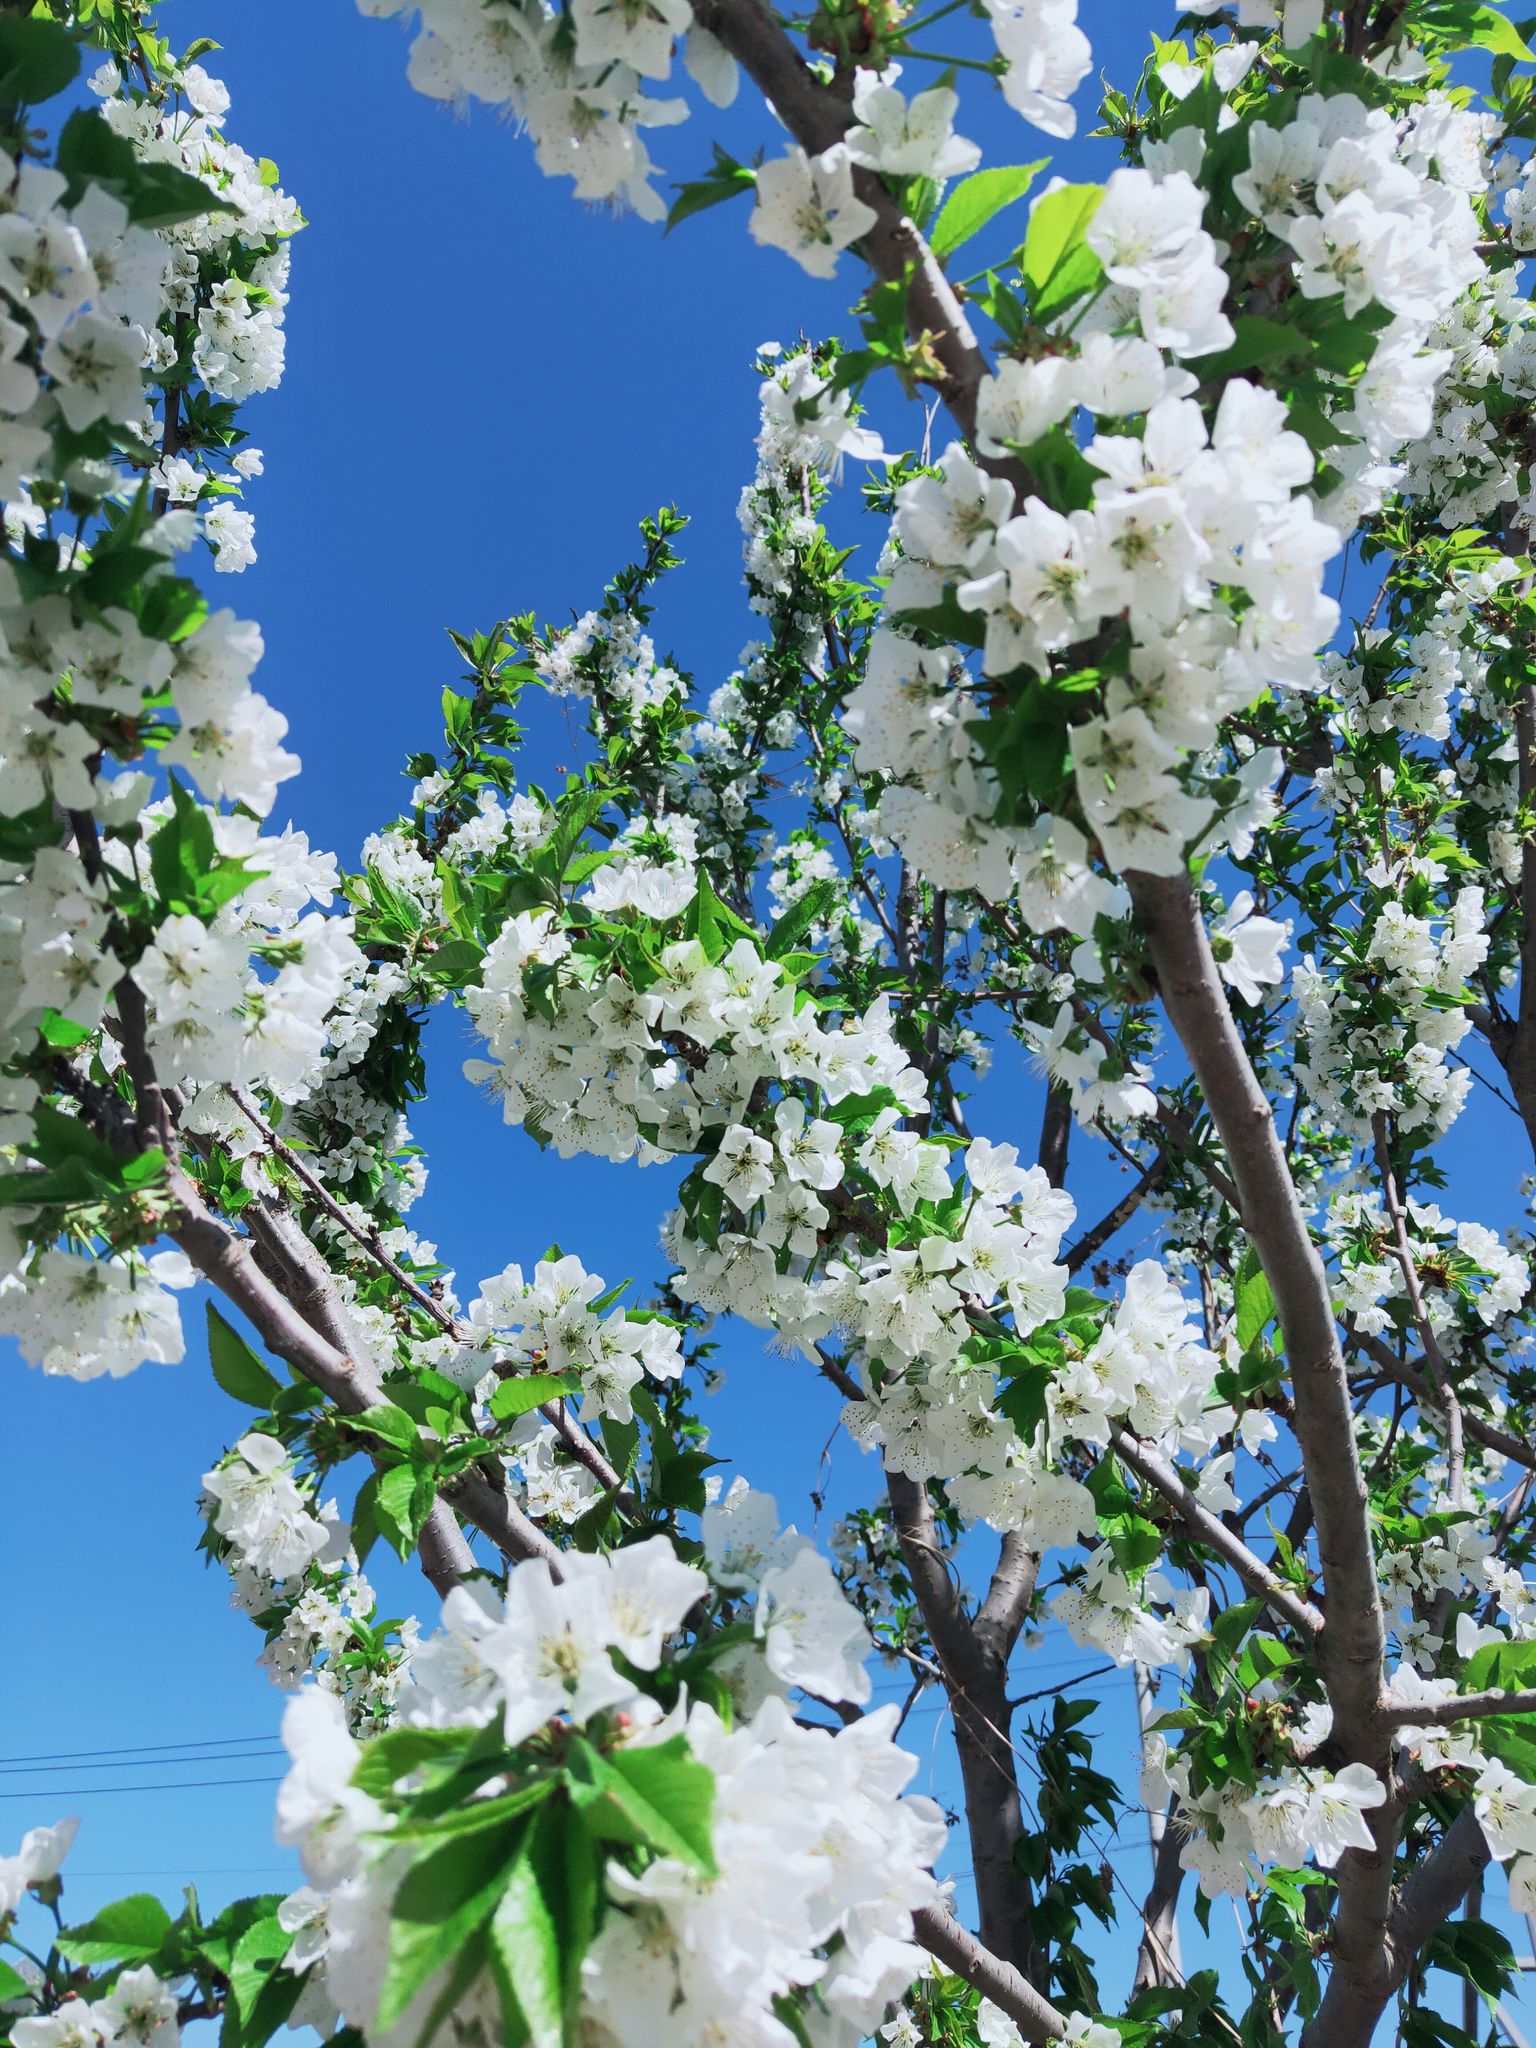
[489,1819,567,2048]
[58,1893,173,1965]
[568,1734,716,1873]
[206,1303,284,1407]
[490,1372,581,1424]
[930,161,1047,259]
[1234,1248,1275,1354]
[1021,182,1105,321]
[377,1824,525,2034]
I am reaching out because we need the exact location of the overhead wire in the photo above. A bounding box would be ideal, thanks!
[0,1753,283,1778]
[0,1775,283,1800]
[0,1735,277,1767]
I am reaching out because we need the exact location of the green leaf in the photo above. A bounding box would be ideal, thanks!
[666,145,757,233]
[688,875,753,963]
[1235,1248,1275,1353]
[489,1821,565,2048]
[226,1914,299,2045]
[1463,1637,1536,1695]
[1210,1596,1265,1657]
[378,1824,525,2035]
[57,110,133,190]
[930,161,1047,259]
[10,1105,167,1213]
[1147,1707,1207,1733]
[1021,183,1104,322]
[1481,1717,1536,1788]
[427,937,486,983]
[567,1734,715,1873]
[544,784,610,880]
[0,1960,31,2001]
[764,880,839,960]
[130,160,231,230]
[489,1372,581,1424]
[1085,1453,1135,1519]
[1194,315,1308,381]
[996,1361,1049,1446]
[37,1008,94,1049]
[1409,0,1535,56]
[555,1810,598,2010]
[58,1893,172,1965]
[351,1469,383,1566]
[375,1462,438,1557]
[350,1404,421,1453]
[0,18,79,107]
[351,1725,471,1799]
[1106,1514,1163,1578]
[206,1303,283,1407]
[148,777,217,914]
[391,1781,557,1842]
[1242,1633,1297,1686]
[598,1412,641,1482]
[1425,1913,1518,1999]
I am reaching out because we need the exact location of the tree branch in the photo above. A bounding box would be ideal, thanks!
[688,0,1017,466]
[887,1470,1045,1986]
[1371,1114,1465,1507]
[1507,682,1536,1146]
[1124,876,1384,1730]
[1123,871,1393,2039]
[169,1155,562,1571]
[1132,1805,1186,1996]
[1108,1425,1323,1638]
[912,1908,1066,2044]
[1384,1803,1491,1968]
[1347,1324,1536,1475]
[227,1086,627,1501]
[1380,1688,1536,1729]
[1063,1150,1166,1273]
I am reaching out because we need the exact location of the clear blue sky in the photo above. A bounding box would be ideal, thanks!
[3,0,1531,2027]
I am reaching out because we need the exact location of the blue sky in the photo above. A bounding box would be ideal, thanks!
[4,0,1534,2028]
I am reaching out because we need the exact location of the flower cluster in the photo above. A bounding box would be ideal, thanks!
[0,1246,193,1382]
[1294,886,1491,1138]
[203,1431,342,1585]
[274,1533,942,2048]
[459,1249,684,1422]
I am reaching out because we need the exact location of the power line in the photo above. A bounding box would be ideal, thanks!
[0,1736,276,1767]
[0,1753,283,1778]
[0,1776,283,1801]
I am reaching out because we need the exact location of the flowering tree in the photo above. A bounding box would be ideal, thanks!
[7,0,1536,2042]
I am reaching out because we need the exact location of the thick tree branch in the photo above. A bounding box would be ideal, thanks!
[417,1502,477,1595]
[1037,1083,1071,1194]
[887,1470,1044,1986]
[1132,1804,1187,1995]
[976,1532,1039,1659]
[1303,1805,1492,2045]
[1123,872,1394,2039]
[912,1908,1066,2044]
[1385,1803,1491,1965]
[1124,876,1385,1730]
